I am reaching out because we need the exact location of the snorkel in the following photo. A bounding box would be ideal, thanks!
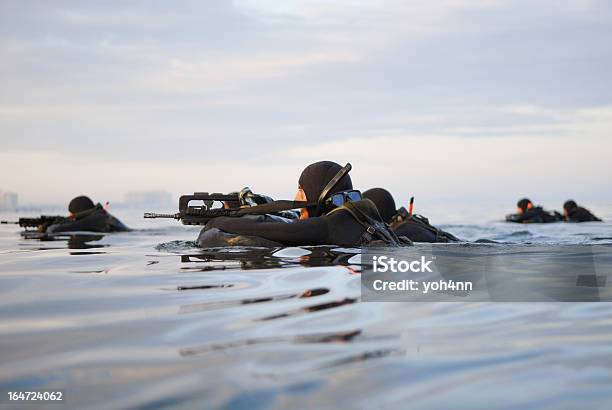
[314,163,353,216]
[408,196,415,217]
[297,161,356,218]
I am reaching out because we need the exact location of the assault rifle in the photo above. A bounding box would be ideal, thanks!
[144,164,354,226]
[144,190,305,226]
[1,215,66,229]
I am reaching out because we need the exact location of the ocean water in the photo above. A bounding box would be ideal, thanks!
[1,208,612,409]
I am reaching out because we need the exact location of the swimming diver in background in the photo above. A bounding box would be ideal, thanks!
[362,188,459,243]
[197,161,406,248]
[505,198,563,223]
[45,195,130,233]
[563,200,602,222]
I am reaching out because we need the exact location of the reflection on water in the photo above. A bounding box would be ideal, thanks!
[19,231,107,250]
[181,329,363,357]
[0,217,612,409]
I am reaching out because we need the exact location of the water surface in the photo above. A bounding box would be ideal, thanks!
[1,209,612,409]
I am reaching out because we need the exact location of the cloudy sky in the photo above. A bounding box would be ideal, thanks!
[1,0,611,210]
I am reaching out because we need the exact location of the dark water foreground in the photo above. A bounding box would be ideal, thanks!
[1,217,612,409]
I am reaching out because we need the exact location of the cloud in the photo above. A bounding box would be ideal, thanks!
[0,150,303,204]
[1,1,612,204]
[284,132,611,205]
[3,102,610,206]
[136,51,361,94]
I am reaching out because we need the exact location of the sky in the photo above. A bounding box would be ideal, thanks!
[1,0,611,211]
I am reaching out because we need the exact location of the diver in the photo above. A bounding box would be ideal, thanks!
[505,198,563,223]
[45,195,130,233]
[362,188,459,243]
[197,161,406,247]
[563,200,602,222]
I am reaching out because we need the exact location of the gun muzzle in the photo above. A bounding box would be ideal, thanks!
[1,221,18,224]
[144,212,181,219]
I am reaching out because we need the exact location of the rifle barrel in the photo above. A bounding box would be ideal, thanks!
[144,212,180,219]
[1,221,18,224]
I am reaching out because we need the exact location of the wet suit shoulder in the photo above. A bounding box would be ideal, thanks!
[46,205,130,233]
[506,207,562,223]
[567,207,602,222]
[199,199,404,247]
[393,215,459,243]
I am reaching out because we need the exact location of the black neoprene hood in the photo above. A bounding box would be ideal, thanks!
[298,161,353,216]
[69,196,95,214]
[564,200,578,211]
[517,198,532,212]
[362,188,396,223]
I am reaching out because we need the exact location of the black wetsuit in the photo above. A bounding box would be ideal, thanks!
[198,199,401,248]
[566,207,601,222]
[394,222,436,242]
[201,208,364,247]
[506,207,563,223]
[46,205,130,233]
[361,188,459,243]
[393,217,458,243]
[197,162,406,248]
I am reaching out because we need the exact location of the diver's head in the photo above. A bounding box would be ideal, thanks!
[563,200,578,215]
[516,198,533,214]
[69,195,95,216]
[296,161,353,218]
[362,188,396,224]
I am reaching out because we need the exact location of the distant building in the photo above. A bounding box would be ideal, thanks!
[0,191,18,210]
[124,191,173,208]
